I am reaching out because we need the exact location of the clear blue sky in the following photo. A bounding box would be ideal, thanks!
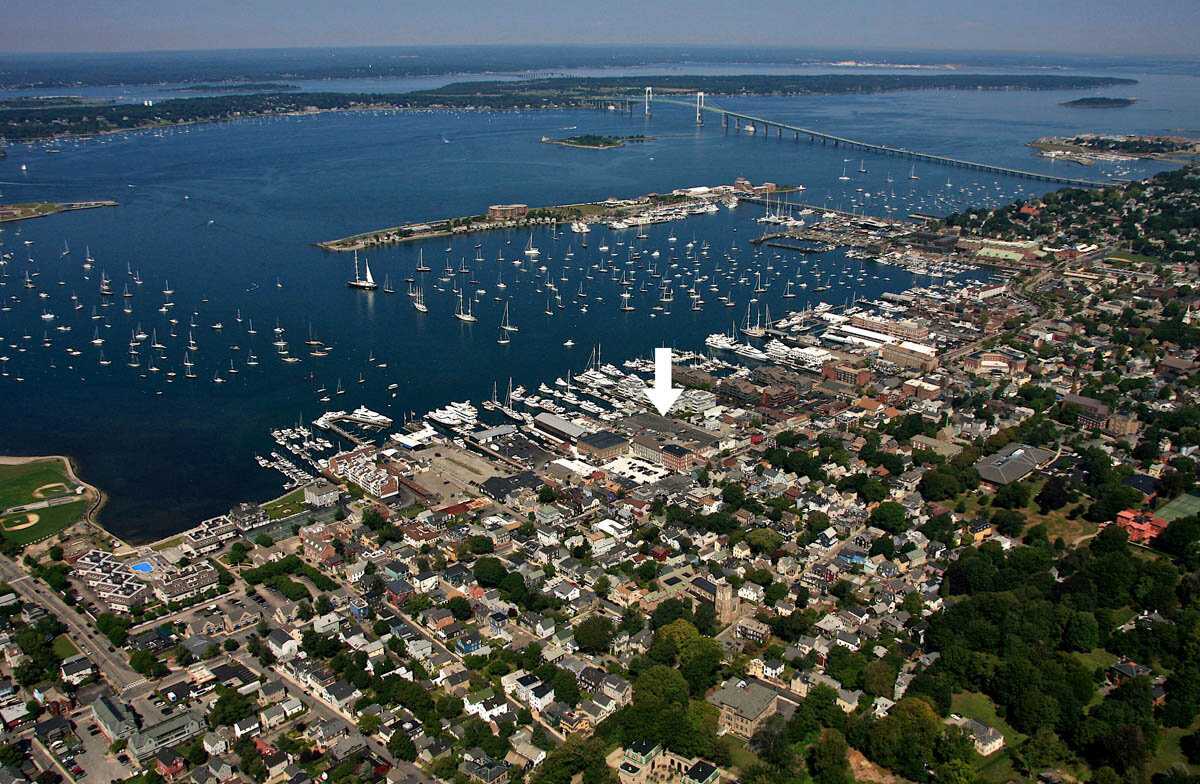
[5,0,1199,55]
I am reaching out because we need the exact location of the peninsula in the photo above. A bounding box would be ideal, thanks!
[0,73,1136,141]
[0,200,118,222]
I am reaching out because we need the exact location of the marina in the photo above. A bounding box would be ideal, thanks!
[0,72,1182,540]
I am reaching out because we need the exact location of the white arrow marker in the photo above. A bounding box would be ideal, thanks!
[644,346,683,416]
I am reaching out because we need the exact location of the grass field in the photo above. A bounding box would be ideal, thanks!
[725,736,762,773]
[1071,648,1119,675]
[52,635,79,659]
[952,692,1027,784]
[0,500,86,545]
[264,488,307,520]
[1157,492,1200,522]
[952,692,1026,745]
[0,459,72,509]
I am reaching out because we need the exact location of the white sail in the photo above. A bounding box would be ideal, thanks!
[364,259,375,285]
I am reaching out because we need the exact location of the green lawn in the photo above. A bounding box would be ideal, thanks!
[1151,725,1196,774]
[264,488,307,520]
[725,736,762,773]
[952,693,1028,784]
[1071,648,1119,674]
[52,635,79,658]
[0,459,72,509]
[971,747,1018,784]
[951,692,1027,745]
[0,500,86,545]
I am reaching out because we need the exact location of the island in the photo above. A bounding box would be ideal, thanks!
[0,200,118,222]
[1060,96,1137,108]
[0,73,1138,141]
[541,134,648,148]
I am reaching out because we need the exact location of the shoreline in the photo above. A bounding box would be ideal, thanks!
[0,453,127,551]
[0,200,118,223]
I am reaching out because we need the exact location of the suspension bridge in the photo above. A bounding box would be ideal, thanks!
[589,88,1113,189]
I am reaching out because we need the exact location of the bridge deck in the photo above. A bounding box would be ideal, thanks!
[614,95,1110,189]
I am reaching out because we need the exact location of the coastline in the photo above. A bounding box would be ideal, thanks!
[0,201,118,223]
[0,453,128,552]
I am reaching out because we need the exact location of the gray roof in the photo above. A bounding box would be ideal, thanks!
[707,679,776,720]
[974,443,1055,485]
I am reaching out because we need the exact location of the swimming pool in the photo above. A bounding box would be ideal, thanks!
[130,561,154,573]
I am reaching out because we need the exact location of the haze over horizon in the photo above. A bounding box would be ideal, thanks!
[5,0,1200,56]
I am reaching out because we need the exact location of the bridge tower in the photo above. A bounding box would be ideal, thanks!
[644,87,652,116]
[695,92,705,125]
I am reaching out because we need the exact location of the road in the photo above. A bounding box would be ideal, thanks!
[0,555,146,694]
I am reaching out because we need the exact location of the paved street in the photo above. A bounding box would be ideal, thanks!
[0,555,146,694]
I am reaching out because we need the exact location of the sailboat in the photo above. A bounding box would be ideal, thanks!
[524,233,540,257]
[454,290,476,322]
[348,251,378,290]
[908,165,919,180]
[500,301,518,333]
[858,160,867,174]
[413,287,428,313]
[383,275,395,294]
[415,249,430,272]
[497,328,510,345]
[838,168,851,181]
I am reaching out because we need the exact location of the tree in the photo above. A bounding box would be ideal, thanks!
[357,713,381,734]
[314,593,333,615]
[1035,476,1071,513]
[0,743,24,769]
[129,650,167,678]
[573,616,616,655]
[254,534,273,547]
[862,660,898,697]
[47,546,63,561]
[870,502,908,534]
[807,731,852,784]
[387,732,417,761]
[745,528,783,554]
[223,639,240,652]
[474,557,507,588]
[1064,612,1099,652]
[447,596,472,621]
[296,600,314,621]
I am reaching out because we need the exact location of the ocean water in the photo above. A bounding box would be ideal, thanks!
[0,62,1195,542]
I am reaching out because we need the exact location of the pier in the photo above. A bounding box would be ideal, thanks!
[313,407,393,446]
[605,93,1112,189]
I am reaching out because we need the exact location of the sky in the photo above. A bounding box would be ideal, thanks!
[4,0,1199,55]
